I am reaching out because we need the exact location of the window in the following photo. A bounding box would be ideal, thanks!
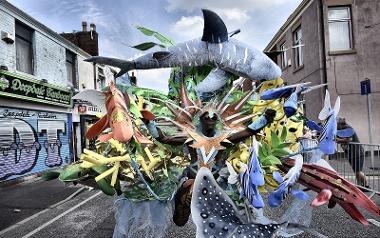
[328,6,353,51]
[15,21,34,74]
[280,42,287,69]
[293,27,303,68]
[98,67,106,89]
[66,51,77,88]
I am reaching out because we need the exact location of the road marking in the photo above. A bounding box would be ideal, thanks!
[368,219,380,227]
[21,191,102,238]
[0,187,86,236]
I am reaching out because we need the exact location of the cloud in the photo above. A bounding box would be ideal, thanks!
[170,8,250,40]
[166,0,296,13]
[217,8,250,24]
[170,15,203,39]
[135,68,171,93]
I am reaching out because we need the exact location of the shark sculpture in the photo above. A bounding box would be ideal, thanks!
[192,167,328,238]
[85,9,281,91]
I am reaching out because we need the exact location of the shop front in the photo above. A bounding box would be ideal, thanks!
[72,99,103,159]
[0,70,73,181]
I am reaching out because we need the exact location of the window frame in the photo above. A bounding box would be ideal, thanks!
[279,41,287,69]
[327,5,354,52]
[66,50,77,89]
[293,26,304,70]
[15,20,34,75]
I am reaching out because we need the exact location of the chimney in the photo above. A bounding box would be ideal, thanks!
[90,23,96,32]
[130,72,137,85]
[82,21,87,32]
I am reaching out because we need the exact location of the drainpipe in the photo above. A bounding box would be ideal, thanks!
[319,0,328,86]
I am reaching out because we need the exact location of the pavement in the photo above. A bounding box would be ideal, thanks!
[0,177,380,238]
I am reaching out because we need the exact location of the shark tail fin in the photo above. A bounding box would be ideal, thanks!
[84,56,133,78]
[201,9,228,43]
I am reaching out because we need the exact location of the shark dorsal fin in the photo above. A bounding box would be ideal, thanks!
[201,9,228,43]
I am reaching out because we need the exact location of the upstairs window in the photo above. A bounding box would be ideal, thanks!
[280,42,287,69]
[98,67,106,89]
[15,21,34,74]
[66,51,77,88]
[328,6,353,51]
[293,26,303,68]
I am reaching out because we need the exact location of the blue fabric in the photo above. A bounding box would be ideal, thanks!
[319,115,337,155]
[268,172,309,208]
[260,87,292,100]
[146,121,159,138]
[306,120,322,131]
[283,92,298,118]
[336,128,355,138]
[248,114,268,131]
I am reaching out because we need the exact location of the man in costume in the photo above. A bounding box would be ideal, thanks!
[144,105,276,226]
[337,117,369,187]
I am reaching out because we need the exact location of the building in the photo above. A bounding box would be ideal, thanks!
[60,21,115,160]
[265,0,380,144]
[0,1,113,181]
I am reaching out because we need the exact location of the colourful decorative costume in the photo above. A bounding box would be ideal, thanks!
[44,9,380,238]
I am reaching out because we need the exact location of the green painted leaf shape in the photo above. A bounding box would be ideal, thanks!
[271,131,281,148]
[280,126,288,141]
[96,179,116,196]
[59,163,83,182]
[132,42,166,51]
[262,155,282,166]
[272,148,290,157]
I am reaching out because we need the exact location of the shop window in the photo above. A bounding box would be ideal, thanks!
[328,6,353,51]
[15,21,34,74]
[66,50,77,88]
[293,26,303,69]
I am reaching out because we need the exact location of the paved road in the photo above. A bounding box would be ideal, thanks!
[0,182,379,238]
[0,179,78,231]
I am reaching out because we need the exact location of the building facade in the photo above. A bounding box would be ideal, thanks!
[265,0,380,144]
[0,1,113,181]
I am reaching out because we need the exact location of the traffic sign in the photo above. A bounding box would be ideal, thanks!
[360,79,371,95]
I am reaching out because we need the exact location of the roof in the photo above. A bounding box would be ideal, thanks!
[264,0,313,51]
[0,0,91,58]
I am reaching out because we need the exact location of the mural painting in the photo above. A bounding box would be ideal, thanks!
[0,107,72,181]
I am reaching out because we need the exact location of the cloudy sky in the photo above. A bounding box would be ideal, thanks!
[8,0,302,92]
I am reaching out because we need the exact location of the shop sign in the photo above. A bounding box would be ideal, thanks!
[0,70,72,107]
[74,102,102,116]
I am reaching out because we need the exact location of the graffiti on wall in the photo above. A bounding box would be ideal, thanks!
[0,108,72,181]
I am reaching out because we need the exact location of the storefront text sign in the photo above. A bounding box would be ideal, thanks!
[0,70,72,107]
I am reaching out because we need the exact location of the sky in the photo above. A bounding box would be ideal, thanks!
[8,0,303,92]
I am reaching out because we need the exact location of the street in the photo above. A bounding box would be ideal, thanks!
[1,179,379,238]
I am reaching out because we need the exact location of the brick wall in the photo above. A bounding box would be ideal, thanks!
[0,9,16,71]
[34,32,67,87]
[78,54,95,90]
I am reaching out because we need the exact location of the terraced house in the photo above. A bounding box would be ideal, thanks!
[0,0,114,182]
[265,0,380,144]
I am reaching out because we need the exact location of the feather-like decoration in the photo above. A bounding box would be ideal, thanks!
[239,146,265,208]
[268,154,308,207]
[226,161,238,184]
